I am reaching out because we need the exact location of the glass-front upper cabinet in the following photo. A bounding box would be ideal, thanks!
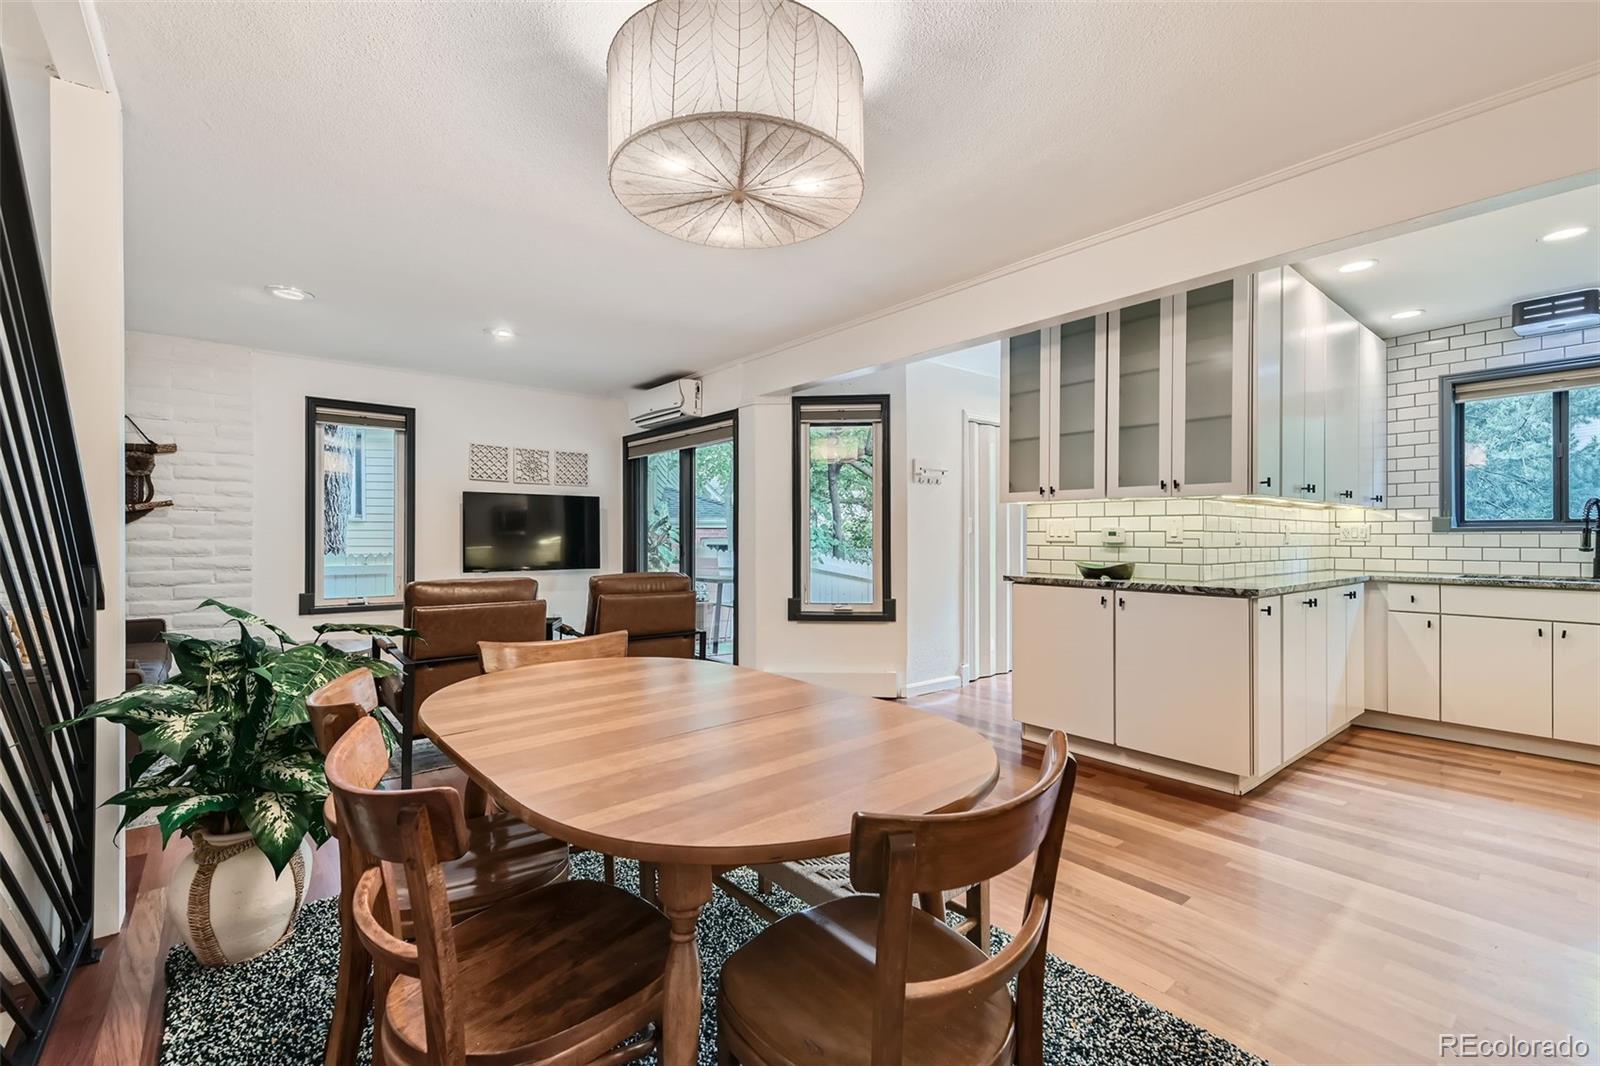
[1107,297,1171,497]
[1001,329,1046,501]
[1172,277,1251,495]
[1002,318,1107,502]
[1051,314,1107,499]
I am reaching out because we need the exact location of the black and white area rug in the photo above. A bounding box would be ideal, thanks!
[159,853,1268,1066]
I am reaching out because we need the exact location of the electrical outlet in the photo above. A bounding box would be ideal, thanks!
[1165,525,1184,544]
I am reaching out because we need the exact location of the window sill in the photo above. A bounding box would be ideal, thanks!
[1433,516,1588,533]
[787,598,897,623]
[297,594,404,616]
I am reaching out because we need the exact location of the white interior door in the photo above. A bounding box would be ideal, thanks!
[964,418,1013,682]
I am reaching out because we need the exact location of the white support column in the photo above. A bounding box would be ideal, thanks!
[50,75,126,938]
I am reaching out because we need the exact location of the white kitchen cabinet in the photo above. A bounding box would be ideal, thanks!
[1107,297,1172,498]
[1357,328,1387,506]
[1282,591,1328,756]
[1172,277,1250,495]
[1281,267,1326,502]
[1113,591,1251,775]
[1011,583,1115,743]
[1330,585,1365,727]
[1001,328,1048,502]
[1253,596,1284,775]
[1322,303,1362,504]
[1386,608,1440,720]
[1363,582,1387,713]
[1001,316,1108,503]
[1252,268,1283,497]
[1441,615,1553,737]
[1554,622,1600,745]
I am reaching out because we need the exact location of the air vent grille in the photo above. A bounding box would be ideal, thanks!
[1511,288,1600,337]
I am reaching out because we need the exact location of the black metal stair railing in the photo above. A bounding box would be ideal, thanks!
[0,58,105,1065]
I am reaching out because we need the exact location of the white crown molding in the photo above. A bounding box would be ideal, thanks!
[706,61,1600,378]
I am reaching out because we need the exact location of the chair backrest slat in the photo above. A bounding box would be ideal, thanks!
[479,630,628,672]
[849,732,1076,1066]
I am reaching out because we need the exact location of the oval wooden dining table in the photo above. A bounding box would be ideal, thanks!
[420,656,1000,1066]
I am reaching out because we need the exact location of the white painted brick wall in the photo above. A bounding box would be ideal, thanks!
[125,334,255,639]
[1376,315,1597,579]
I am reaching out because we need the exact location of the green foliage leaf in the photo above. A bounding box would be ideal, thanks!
[253,750,327,796]
[157,794,238,844]
[239,791,310,876]
[126,748,165,784]
[199,599,296,645]
[165,635,246,690]
[106,778,196,832]
[138,704,230,761]
[54,684,196,730]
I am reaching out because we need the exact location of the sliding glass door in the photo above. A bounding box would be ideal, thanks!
[624,414,737,662]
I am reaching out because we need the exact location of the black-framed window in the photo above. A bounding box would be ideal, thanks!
[300,398,416,614]
[623,411,739,662]
[790,395,895,622]
[1441,356,1600,529]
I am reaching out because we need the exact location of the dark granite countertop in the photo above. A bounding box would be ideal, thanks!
[1005,571,1600,599]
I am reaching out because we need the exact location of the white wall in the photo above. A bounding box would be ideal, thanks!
[735,367,909,696]
[50,76,125,937]
[125,332,625,641]
[0,1,53,264]
[904,357,1000,691]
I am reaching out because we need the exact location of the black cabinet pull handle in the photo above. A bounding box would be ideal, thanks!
[1159,479,1168,491]
[1409,594,1416,603]
[1117,597,1126,609]
[1297,484,1316,494]
[1260,604,1273,616]
[1369,494,1384,504]
[1538,627,1544,637]
[1049,486,1057,496]
[1302,598,1316,607]
[1339,490,1354,499]
[1174,480,1181,492]
[1101,595,1108,607]
[1345,590,1357,600]
[1260,476,1272,487]
[1427,619,1432,629]
[1562,629,1568,639]
[1039,487,1045,496]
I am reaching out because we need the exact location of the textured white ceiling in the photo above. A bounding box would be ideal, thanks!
[98,1,1600,395]
[1298,182,1600,338]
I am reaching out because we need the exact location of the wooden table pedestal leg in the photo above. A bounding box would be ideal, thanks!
[656,863,713,1066]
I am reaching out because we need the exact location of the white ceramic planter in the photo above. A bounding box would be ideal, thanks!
[167,829,314,966]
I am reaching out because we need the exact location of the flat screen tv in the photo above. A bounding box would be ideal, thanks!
[462,491,600,572]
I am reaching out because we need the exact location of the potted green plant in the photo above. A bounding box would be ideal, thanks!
[58,599,413,966]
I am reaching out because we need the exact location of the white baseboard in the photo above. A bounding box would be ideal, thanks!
[903,675,962,698]
[1356,711,1600,766]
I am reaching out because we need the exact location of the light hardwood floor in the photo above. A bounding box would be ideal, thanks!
[39,674,1600,1065]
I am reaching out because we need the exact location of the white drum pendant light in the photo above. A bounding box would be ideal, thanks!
[607,0,865,249]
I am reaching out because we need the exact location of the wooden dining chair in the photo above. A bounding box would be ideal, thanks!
[477,629,640,894]
[307,668,571,1066]
[478,630,629,672]
[326,713,671,1066]
[716,731,1077,1066]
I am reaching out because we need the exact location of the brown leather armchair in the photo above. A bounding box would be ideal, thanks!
[386,577,547,785]
[563,573,706,659]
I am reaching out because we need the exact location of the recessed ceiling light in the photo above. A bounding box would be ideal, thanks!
[1540,225,1590,243]
[1390,309,1424,320]
[266,284,313,301]
[484,327,515,340]
[1338,258,1378,274]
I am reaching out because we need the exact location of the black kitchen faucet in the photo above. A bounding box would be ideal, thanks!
[1582,497,1600,579]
